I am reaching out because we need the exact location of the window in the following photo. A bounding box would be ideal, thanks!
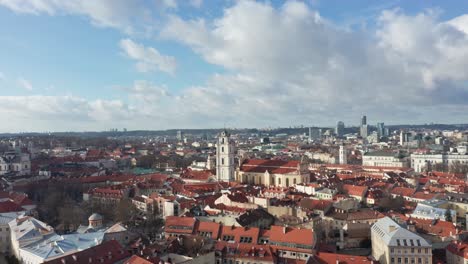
[222,158,224,165]
[424,248,428,254]
[222,147,224,153]
[391,258,395,264]
[391,248,394,253]
[398,258,402,264]
[411,248,414,253]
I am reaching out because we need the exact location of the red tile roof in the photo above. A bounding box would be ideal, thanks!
[0,200,24,213]
[124,255,153,264]
[240,159,300,174]
[343,184,368,197]
[390,187,416,197]
[197,221,221,239]
[219,225,260,244]
[165,216,197,235]
[311,252,376,264]
[446,240,468,259]
[269,225,314,247]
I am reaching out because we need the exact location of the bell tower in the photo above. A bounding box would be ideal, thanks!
[216,130,235,182]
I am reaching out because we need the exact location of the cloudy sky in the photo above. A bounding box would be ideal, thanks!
[0,0,467,132]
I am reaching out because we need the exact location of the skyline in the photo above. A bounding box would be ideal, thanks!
[1,0,468,132]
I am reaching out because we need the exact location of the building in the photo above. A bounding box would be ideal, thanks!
[446,240,468,264]
[400,131,412,146]
[410,201,457,222]
[309,127,322,142]
[236,159,309,187]
[339,144,347,165]
[43,240,130,264]
[216,130,235,182]
[0,151,31,176]
[363,150,410,168]
[176,130,183,141]
[360,115,369,139]
[377,122,386,138]
[371,217,432,264]
[411,153,468,173]
[336,121,345,137]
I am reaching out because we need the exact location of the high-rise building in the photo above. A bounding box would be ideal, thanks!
[377,122,386,137]
[308,127,322,142]
[176,130,183,141]
[360,115,369,139]
[336,121,345,137]
[216,130,235,182]
[360,125,369,139]
[400,131,412,145]
[361,115,367,126]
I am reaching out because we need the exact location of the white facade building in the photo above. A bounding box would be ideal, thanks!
[216,130,235,182]
[0,152,31,176]
[372,217,432,264]
[411,153,468,173]
[363,151,409,168]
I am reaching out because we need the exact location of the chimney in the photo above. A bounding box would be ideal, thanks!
[389,225,397,232]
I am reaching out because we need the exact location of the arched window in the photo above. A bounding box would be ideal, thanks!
[286,178,290,187]
[222,158,224,165]
[293,178,297,185]
[222,147,224,153]
[278,178,281,185]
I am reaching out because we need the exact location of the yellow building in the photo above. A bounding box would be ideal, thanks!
[236,159,309,187]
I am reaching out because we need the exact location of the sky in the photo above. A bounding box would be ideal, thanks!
[0,0,467,132]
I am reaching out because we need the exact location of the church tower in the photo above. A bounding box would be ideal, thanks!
[339,144,347,165]
[216,130,235,182]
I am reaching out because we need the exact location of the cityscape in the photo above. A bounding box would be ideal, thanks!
[0,1,468,264]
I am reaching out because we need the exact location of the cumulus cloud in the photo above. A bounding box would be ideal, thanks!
[120,38,177,75]
[17,78,33,91]
[158,1,468,127]
[0,0,153,34]
[1,1,468,131]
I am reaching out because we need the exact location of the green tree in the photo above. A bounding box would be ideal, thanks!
[445,208,453,222]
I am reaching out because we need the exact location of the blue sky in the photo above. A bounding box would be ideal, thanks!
[0,0,467,132]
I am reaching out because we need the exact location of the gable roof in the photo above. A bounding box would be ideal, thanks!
[240,159,300,174]
[372,217,431,247]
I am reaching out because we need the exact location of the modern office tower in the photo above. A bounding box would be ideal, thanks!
[176,130,183,141]
[336,121,345,137]
[361,115,367,126]
[309,127,322,142]
[377,122,386,137]
[360,115,369,138]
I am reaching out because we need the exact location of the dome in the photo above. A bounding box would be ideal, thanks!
[88,213,103,221]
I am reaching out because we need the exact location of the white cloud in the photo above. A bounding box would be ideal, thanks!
[158,1,468,127]
[17,78,33,91]
[161,0,177,9]
[120,38,177,75]
[0,0,153,34]
[1,1,468,131]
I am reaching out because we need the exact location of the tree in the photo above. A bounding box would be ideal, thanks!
[378,196,405,211]
[115,199,138,225]
[445,208,453,222]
